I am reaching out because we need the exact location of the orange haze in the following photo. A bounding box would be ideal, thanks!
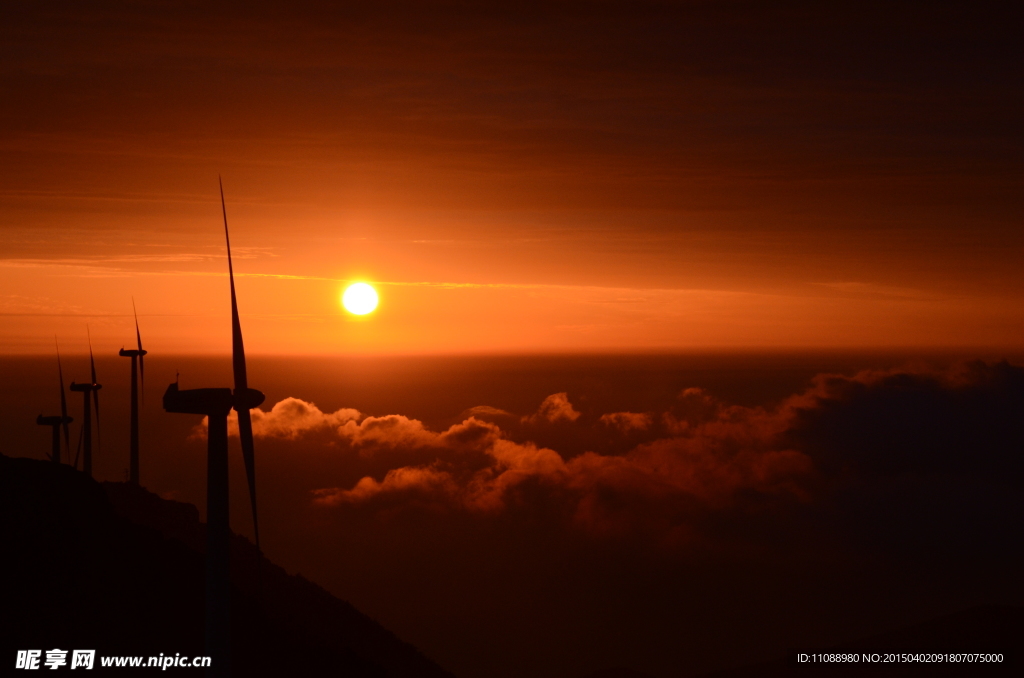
[2,2,1022,355]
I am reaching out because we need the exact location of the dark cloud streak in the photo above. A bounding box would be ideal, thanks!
[4,1,1020,185]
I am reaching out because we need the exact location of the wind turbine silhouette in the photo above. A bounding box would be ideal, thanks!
[119,300,147,485]
[70,331,102,477]
[36,340,73,463]
[163,179,264,676]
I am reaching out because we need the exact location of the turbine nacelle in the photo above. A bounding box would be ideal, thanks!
[70,377,101,477]
[234,387,265,412]
[162,383,265,417]
[163,383,233,417]
[37,413,74,464]
[118,348,148,357]
[37,415,73,426]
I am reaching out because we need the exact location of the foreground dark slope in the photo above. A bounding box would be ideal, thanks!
[0,453,453,677]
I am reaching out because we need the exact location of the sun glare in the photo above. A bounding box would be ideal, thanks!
[342,282,379,315]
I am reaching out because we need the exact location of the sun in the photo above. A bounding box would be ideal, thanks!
[341,282,379,315]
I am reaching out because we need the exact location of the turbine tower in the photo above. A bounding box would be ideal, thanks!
[36,342,73,463]
[119,301,147,485]
[70,334,102,478]
[163,179,264,677]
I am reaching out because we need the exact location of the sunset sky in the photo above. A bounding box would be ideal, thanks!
[3,1,1022,355]
[3,4,1024,678]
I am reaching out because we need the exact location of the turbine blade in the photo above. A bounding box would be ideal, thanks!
[89,328,97,384]
[56,338,71,459]
[93,388,101,457]
[134,297,144,404]
[88,329,101,457]
[237,407,260,552]
[221,176,249,391]
[222,178,259,550]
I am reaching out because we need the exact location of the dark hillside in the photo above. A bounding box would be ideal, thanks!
[1,453,454,677]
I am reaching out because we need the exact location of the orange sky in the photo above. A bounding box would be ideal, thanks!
[2,2,1022,355]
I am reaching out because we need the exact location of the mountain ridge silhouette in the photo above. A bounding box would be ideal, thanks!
[1,452,454,677]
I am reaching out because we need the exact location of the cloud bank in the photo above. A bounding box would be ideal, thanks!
[198,361,1024,542]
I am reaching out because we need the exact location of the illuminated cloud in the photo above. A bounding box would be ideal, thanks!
[246,398,360,439]
[599,411,652,432]
[662,387,723,434]
[524,392,581,424]
[312,467,458,508]
[194,398,362,440]
[463,405,515,420]
[305,390,814,531]
[336,415,438,452]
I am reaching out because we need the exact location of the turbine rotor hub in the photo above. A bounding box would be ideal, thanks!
[233,387,265,411]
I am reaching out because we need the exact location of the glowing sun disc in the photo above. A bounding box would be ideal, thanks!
[342,282,379,315]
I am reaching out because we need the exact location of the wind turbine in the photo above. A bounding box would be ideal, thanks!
[163,179,264,676]
[119,300,147,485]
[36,340,73,463]
[70,332,102,478]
